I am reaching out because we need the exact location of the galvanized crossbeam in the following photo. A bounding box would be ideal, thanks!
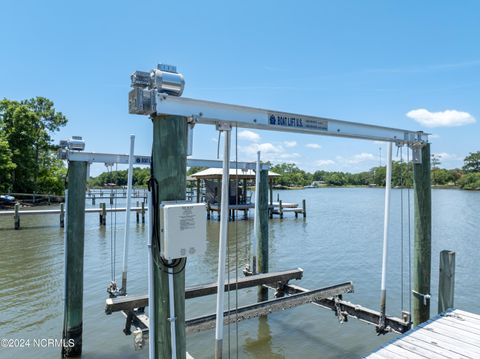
[105,268,304,314]
[153,94,428,145]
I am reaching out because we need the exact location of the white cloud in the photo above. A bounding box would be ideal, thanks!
[346,152,376,164]
[315,159,335,166]
[238,130,260,142]
[240,142,301,161]
[283,140,297,148]
[306,143,322,149]
[406,109,476,128]
[432,152,462,161]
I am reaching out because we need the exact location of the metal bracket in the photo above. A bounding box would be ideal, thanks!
[410,143,425,164]
[186,116,198,157]
[333,296,348,323]
[216,122,232,131]
[412,289,431,305]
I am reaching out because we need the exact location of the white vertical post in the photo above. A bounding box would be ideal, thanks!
[121,134,135,294]
[146,191,154,358]
[379,142,393,331]
[252,151,261,274]
[168,263,177,359]
[214,127,231,359]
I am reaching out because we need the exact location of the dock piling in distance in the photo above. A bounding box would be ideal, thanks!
[302,199,306,218]
[60,203,65,228]
[99,203,107,226]
[136,201,140,223]
[62,161,87,357]
[14,203,20,230]
[141,201,145,224]
[279,200,283,219]
[412,143,432,326]
[438,250,455,313]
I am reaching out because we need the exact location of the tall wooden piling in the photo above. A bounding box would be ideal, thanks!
[141,201,145,224]
[412,143,432,326]
[62,161,87,357]
[438,250,455,313]
[14,203,20,230]
[257,169,269,302]
[151,115,187,359]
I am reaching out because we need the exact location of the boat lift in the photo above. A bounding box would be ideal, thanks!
[60,64,432,358]
[125,64,428,358]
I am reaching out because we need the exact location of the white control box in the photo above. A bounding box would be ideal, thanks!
[160,202,207,260]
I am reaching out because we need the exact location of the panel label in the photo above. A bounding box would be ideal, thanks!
[268,113,328,132]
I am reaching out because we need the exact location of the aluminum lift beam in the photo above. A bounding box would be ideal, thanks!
[59,150,270,170]
[154,93,428,145]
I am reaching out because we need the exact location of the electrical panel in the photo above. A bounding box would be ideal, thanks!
[160,202,207,260]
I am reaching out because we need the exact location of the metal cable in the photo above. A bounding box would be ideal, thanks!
[399,146,404,313]
[113,163,118,281]
[226,130,231,359]
[107,165,115,282]
[234,123,239,359]
[407,148,412,316]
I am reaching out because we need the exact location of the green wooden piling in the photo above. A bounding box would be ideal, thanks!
[438,250,455,313]
[14,203,20,230]
[151,115,187,359]
[279,200,283,219]
[257,169,269,302]
[302,199,306,218]
[412,143,432,326]
[141,201,145,224]
[62,161,87,357]
[60,203,65,228]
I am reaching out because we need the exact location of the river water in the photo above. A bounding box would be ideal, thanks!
[0,188,479,358]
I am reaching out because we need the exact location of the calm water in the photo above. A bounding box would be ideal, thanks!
[0,188,479,358]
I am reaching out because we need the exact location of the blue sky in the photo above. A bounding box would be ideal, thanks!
[1,0,479,176]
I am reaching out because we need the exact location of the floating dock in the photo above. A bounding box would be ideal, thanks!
[366,309,480,359]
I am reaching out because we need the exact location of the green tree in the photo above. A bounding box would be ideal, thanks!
[0,131,16,192]
[0,97,68,194]
[458,172,480,190]
[463,151,480,173]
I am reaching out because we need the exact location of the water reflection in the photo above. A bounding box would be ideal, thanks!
[244,316,284,359]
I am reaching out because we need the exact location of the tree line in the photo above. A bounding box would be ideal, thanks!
[270,152,480,190]
[88,152,480,191]
[0,97,67,194]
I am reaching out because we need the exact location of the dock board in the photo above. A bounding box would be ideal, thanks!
[365,309,480,359]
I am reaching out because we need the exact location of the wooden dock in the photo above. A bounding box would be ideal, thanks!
[207,200,306,220]
[0,205,147,229]
[366,309,480,358]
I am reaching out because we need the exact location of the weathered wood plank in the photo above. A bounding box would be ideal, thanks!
[422,321,480,347]
[392,339,447,359]
[401,335,475,359]
[368,310,480,358]
[409,330,480,356]
[377,345,426,359]
[454,309,480,322]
